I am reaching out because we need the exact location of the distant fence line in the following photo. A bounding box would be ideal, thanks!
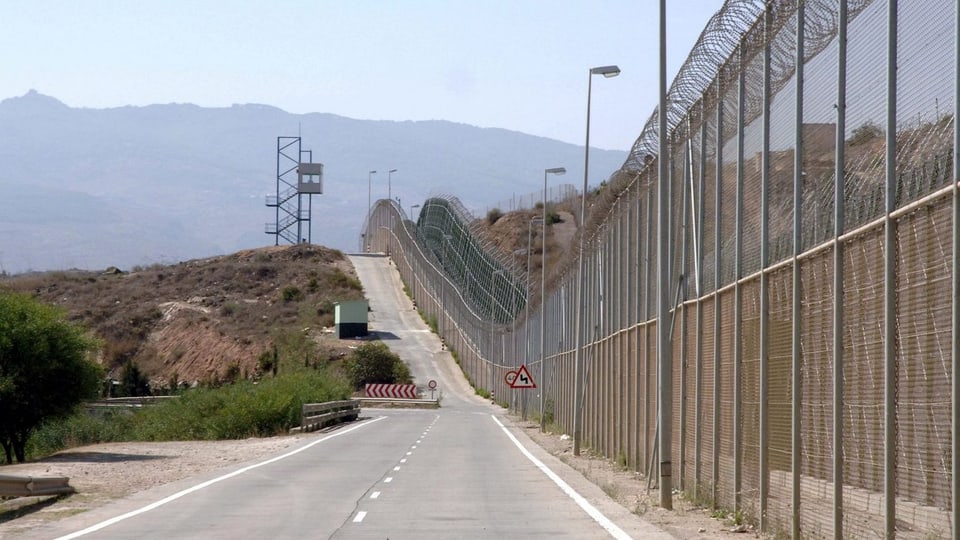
[365,1,960,538]
[477,183,577,217]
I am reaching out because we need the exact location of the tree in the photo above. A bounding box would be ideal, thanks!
[0,292,101,463]
[118,359,151,397]
[344,342,412,389]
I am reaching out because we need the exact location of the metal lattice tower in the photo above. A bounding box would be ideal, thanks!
[265,136,323,245]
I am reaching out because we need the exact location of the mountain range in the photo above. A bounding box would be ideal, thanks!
[0,90,627,274]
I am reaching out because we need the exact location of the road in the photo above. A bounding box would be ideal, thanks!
[39,254,671,540]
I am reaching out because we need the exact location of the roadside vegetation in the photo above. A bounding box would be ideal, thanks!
[25,369,350,460]
[16,321,419,461]
[0,291,102,463]
[0,245,381,463]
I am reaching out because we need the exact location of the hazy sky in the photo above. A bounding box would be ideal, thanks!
[2,1,726,152]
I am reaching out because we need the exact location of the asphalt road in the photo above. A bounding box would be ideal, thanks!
[40,254,671,540]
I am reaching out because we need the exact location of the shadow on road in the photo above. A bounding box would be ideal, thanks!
[369,331,401,340]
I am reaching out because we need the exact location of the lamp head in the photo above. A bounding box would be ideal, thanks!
[369,170,377,174]
[546,167,567,175]
[389,168,398,173]
[590,65,621,78]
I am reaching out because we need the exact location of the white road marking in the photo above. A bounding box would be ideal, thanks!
[384,477,393,483]
[353,511,367,523]
[55,417,388,540]
[370,492,380,499]
[393,466,401,471]
[491,415,632,540]
[406,451,412,455]
[400,458,407,463]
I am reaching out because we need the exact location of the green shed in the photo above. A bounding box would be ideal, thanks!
[335,300,369,338]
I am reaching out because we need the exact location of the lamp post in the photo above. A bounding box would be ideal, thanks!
[410,203,420,221]
[367,170,377,222]
[388,169,398,202]
[541,166,566,431]
[573,65,619,456]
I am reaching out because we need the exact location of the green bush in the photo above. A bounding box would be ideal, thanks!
[486,208,504,225]
[25,370,352,458]
[280,285,304,303]
[344,342,412,389]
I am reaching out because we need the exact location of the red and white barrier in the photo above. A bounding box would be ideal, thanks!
[365,383,418,399]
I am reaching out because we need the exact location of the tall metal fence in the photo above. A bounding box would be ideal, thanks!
[481,183,578,216]
[364,1,960,537]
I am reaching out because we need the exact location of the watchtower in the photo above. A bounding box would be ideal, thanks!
[265,136,323,245]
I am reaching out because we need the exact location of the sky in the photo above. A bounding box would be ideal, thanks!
[1,0,726,152]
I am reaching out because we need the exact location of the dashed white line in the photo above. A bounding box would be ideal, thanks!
[370,492,381,499]
[400,458,407,463]
[384,477,393,483]
[353,511,367,523]
[406,451,412,455]
[393,466,401,471]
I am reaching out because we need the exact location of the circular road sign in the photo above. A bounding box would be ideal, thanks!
[428,379,437,390]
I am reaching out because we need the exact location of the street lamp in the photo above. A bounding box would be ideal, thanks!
[388,169,398,202]
[541,166,565,431]
[367,170,377,222]
[410,203,420,221]
[573,65,619,456]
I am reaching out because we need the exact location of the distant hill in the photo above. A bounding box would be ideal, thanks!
[0,90,626,274]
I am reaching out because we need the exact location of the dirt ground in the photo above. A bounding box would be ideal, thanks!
[0,416,759,539]
[515,417,760,539]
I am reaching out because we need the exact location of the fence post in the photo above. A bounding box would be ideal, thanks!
[713,75,724,510]
[791,2,805,536]
[883,2,899,536]
[833,1,849,537]
[733,42,746,514]
[758,3,772,529]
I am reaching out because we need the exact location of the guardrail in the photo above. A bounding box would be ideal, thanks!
[0,474,75,497]
[293,400,360,433]
[85,396,179,409]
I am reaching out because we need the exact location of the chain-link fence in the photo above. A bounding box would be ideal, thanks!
[364,1,959,537]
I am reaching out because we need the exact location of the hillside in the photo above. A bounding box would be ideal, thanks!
[0,244,365,390]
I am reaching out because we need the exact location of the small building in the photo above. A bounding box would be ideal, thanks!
[334,300,369,338]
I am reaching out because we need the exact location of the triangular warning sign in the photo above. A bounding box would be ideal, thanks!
[510,364,536,389]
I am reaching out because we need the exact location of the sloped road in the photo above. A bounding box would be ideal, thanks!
[36,254,671,540]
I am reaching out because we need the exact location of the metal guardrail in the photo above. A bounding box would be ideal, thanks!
[85,396,179,408]
[0,474,75,497]
[294,400,360,433]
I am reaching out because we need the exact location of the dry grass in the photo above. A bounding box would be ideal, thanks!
[0,244,365,388]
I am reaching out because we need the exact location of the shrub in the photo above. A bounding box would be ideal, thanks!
[486,208,504,225]
[849,121,883,146]
[117,359,151,397]
[344,342,412,389]
[280,285,304,303]
[25,370,352,458]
